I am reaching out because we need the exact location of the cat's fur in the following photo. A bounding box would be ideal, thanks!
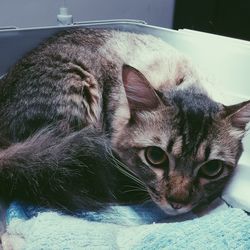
[0,28,249,215]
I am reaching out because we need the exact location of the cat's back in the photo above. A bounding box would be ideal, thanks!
[0,29,112,140]
[0,28,188,99]
[99,30,196,90]
[0,28,198,141]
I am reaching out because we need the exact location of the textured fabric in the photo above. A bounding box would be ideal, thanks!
[3,201,250,250]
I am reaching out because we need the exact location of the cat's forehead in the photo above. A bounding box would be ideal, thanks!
[131,88,221,139]
[128,109,171,147]
[165,87,221,115]
[132,87,223,153]
[163,88,222,155]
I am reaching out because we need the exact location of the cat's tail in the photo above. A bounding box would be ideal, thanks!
[0,127,117,212]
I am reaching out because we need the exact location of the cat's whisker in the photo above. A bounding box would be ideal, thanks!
[123,184,147,192]
[113,162,144,186]
[140,197,152,205]
[123,189,143,194]
[122,186,148,194]
[112,160,145,187]
[107,150,146,187]
[109,155,141,181]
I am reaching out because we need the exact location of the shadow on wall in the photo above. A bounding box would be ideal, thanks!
[174,0,250,41]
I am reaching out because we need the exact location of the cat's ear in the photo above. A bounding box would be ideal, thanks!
[122,64,161,113]
[223,100,250,130]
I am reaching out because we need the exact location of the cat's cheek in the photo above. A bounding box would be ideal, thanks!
[137,150,166,181]
[152,168,164,181]
[199,177,210,186]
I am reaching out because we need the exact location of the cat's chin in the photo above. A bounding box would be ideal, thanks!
[157,202,193,216]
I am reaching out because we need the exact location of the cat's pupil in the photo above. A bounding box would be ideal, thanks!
[199,160,224,178]
[145,146,167,167]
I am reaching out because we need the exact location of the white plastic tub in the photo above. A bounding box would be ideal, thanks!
[0,20,250,212]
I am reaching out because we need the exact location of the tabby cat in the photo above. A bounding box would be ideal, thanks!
[0,28,249,215]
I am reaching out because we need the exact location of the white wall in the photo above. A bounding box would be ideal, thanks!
[0,0,175,29]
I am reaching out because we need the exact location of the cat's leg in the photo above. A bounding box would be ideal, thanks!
[3,62,102,141]
[56,62,102,131]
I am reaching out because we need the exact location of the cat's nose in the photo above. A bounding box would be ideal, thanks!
[169,201,183,210]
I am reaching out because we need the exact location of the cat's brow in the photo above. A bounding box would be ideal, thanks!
[170,136,183,157]
[195,141,208,162]
[167,139,174,153]
[152,136,161,144]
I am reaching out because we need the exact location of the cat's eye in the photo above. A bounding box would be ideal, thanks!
[199,160,224,179]
[145,146,168,167]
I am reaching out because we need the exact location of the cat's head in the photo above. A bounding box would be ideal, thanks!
[112,64,250,215]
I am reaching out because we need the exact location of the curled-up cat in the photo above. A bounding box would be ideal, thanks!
[0,28,249,215]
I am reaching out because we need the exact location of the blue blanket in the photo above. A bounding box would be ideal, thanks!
[3,201,250,249]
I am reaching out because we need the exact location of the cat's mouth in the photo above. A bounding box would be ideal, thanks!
[147,190,194,215]
[157,200,193,215]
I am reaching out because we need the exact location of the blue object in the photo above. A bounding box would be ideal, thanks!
[5,201,250,249]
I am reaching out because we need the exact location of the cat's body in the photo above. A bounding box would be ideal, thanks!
[0,28,249,215]
[0,29,194,141]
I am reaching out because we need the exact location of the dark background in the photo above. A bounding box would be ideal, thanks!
[174,0,250,41]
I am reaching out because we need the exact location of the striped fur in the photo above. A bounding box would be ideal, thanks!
[0,29,249,215]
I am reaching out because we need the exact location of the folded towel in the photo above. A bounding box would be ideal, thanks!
[2,201,250,250]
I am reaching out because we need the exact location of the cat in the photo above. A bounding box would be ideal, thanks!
[0,28,249,215]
